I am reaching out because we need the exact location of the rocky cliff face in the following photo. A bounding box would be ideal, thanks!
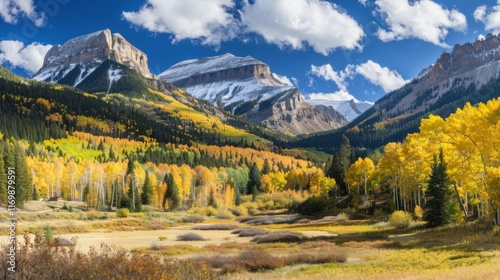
[375,33,500,119]
[160,54,347,135]
[33,29,153,87]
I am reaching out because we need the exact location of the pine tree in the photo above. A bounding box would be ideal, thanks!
[423,150,451,228]
[262,159,271,175]
[208,188,217,208]
[247,163,261,196]
[14,144,31,207]
[327,135,353,196]
[163,173,179,211]
[0,141,6,204]
[141,172,153,205]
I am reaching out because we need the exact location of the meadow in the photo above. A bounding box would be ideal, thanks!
[1,200,499,279]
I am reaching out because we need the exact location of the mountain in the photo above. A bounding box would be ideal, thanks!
[33,29,154,93]
[159,53,347,135]
[293,33,500,152]
[306,97,373,122]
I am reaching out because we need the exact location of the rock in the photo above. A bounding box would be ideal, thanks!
[35,29,152,79]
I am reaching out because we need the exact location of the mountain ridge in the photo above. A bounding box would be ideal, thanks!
[160,53,348,135]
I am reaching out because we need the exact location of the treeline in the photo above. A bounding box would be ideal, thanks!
[22,132,334,212]
[0,137,31,207]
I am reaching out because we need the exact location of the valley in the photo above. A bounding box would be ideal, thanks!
[1,13,500,279]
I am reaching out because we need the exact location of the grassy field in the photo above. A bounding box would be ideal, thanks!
[1,202,499,279]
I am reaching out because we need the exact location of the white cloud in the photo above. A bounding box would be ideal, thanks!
[309,90,359,102]
[374,0,467,47]
[474,1,500,34]
[272,73,294,86]
[0,0,45,27]
[310,60,408,94]
[310,64,355,91]
[0,41,52,74]
[123,0,237,46]
[355,60,409,93]
[240,0,364,55]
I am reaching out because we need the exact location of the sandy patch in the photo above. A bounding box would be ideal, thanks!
[0,226,255,253]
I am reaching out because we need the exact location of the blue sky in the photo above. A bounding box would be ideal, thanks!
[1,0,499,103]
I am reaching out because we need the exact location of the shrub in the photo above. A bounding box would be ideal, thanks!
[192,224,238,230]
[251,232,302,244]
[215,214,233,220]
[45,225,54,242]
[177,233,206,241]
[62,203,68,210]
[158,236,167,241]
[68,206,73,212]
[231,227,268,237]
[414,205,424,221]
[86,209,100,220]
[337,212,350,221]
[229,206,248,216]
[116,208,130,218]
[389,210,413,229]
[182,215,205,223]
[239,249,283,271]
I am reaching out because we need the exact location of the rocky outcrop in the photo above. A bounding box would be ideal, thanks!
[35,29,152,79]
[249,90,347,135]
[375,33,500,120]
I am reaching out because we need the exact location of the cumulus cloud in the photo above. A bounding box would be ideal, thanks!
[272,73,294,86]
[374,0,467,47]
[355,60,409,93]
[309,90,360,102]
[240,0,364,55]
[474,2,500,34]
[0,41,52,74]
[123,0,237,46]
[0,0,45,27]
[310,60,408,94]
[310,64,355,91]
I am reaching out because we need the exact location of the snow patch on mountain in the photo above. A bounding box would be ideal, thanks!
[306,91,373,122]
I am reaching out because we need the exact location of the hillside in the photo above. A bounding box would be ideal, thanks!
[293,34,500,152]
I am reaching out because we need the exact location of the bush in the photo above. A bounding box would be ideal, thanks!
[158,236,167,241]
[116,208,130,218]
[215,214,233,220]
[192,224,238,230]
[182,215,205,223]
[337,212,350,221]
[414,205,424,221]
[177,233,206,241]
[251,232,302,244]
[295,196,329,215]
[239,249,283,271]
[45,225,54,242]
[229,206,248,217]
[231,227,268,237]
[86,210,100,220]
[389,210,413,229]
[68,206,73,212]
